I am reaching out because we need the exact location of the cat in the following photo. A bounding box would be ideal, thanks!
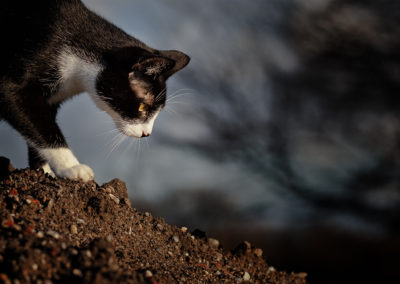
[0,0,190,182]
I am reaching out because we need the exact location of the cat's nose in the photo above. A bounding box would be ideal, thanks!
[141,131,150,138]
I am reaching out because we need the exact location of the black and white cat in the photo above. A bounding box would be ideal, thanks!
[0,0,189,181]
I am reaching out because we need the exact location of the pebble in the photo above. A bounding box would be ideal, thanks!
[156,224,163,231]
[46,230,60,239]
[208,238,220,248]
[172,236,179,243]
[243,272,251,281]
[108,194,120,204]
[254,248,263,257]
[180,226,188,233]
[36,231,44,238]
[145,270,153,278]
[32,264,38,270]
[72,269,82,277]
[76,218,85,224]
[46,199,54,210]
[106,234,113,242]
[70,224,78,234]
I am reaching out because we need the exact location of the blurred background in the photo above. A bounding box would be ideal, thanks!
[1,0,400,283]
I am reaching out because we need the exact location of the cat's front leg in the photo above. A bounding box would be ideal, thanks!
[3,87,94,182]
[28,146,56,177]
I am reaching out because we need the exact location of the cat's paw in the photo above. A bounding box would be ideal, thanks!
[57,164,95,182]
[41,163,56,178]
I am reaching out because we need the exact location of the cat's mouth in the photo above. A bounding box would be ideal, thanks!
[118,121,151,138]
[115,110,160,138]
[90,94,160,138]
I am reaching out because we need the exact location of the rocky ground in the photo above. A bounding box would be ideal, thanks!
[0,157,307,283]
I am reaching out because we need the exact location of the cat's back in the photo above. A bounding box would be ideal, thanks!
[0,1,63,80]
[0,0,141,82]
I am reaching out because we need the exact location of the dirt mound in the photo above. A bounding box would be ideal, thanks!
[0,157,307,283]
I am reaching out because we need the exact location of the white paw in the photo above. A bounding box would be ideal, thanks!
[57,164,95,182]
[41,163,56,177]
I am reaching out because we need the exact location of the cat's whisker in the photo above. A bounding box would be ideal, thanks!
[166,101,190,105]
[168,88,193,98]
[164,105,179,116]
[166,92,193,103]
[98,95,113,101]
[106,132,126,159]
[154,88,167,102]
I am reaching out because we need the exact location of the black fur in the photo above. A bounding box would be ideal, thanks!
[0,0,189,170]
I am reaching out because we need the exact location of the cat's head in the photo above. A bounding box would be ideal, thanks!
[93,48,190,138]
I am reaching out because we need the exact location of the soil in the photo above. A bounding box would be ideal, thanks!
[0,157,307,284]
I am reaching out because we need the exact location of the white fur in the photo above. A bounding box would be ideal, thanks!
[38,147,94,182]
[121,109,161,137]
[48,49,102,104]
[91,93,161,138]
[41,163,55,177]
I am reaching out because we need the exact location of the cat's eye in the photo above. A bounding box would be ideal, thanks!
[138,103,147,112]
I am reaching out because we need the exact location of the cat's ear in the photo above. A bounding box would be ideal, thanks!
[132,57,175,77]
[159,50,190,79]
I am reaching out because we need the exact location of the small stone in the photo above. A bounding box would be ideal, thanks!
[144,212,150,217]
[254,248,263,257]
[156,224,163,231]
[172,236,179,243]
[168,251,173,256]
[106,234,113,242]
[32,264,38,270]
[297,272,308,278]
[76,218,85,224]
[37,231,44,238]
[61,242,67,250]
[208,238,220,248]
[72,269,82,277]
[216,271,221,276]
[108,194,119,204]
[181,226,188,233]
[46,199,54,211]
[145,270,153,278]
[70,224,78,234]
[267,266,276,272]
[46,230,60,239]
[243,272,250,281]
[12,224,22,231]
[25,199,31,204]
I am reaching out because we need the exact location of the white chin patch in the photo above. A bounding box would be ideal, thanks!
[119,110,160,138]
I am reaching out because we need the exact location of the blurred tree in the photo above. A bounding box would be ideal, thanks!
[162,0,400,232]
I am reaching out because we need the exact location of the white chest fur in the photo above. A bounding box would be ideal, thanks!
[48,49,102,104]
